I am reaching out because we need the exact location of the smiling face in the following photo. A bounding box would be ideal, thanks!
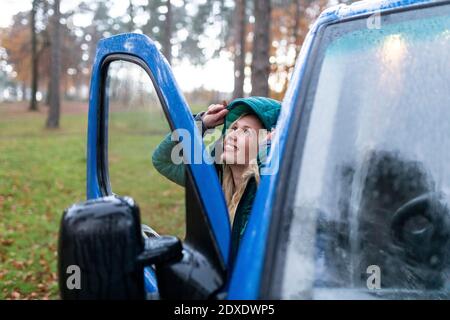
[221,114,265,165]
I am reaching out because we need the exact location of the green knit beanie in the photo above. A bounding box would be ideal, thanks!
[222,96,282,134]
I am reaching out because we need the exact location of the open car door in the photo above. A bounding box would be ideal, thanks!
[58,33,230,299]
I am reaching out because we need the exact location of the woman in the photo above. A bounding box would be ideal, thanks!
[152,97,281,263]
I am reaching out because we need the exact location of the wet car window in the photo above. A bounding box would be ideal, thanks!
[281,4,450,299]
[105,60,186,238]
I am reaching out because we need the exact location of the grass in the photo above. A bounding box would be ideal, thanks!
[0,101,205,299]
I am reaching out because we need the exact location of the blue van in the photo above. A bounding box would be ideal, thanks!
[58,0,450,299]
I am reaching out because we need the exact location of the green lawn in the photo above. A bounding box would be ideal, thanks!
[0,102,206,299]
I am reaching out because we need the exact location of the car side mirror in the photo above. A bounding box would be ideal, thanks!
[58,196,182,300]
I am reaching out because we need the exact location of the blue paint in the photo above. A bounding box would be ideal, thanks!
[144,267,158,294]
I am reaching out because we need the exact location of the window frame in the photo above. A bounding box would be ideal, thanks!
[96,53,228,274]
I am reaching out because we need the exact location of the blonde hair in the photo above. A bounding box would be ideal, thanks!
[222,114,262,224]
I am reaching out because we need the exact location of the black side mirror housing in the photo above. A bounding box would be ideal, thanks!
[138,236,183,266]
[58,196,182,300]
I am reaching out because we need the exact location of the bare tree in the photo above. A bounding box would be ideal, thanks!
[46,0,61,128]
[29,0,39,111]
[162,0,173,65]
[251,0,271,97]
[280,0,302,96]
[127,0,135,32]
[293,0,302,58]
[233,0,246,99]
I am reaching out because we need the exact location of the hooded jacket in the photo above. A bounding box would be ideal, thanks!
[152,97,281,265]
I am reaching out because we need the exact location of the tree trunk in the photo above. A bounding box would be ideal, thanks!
[233,0,246,99]
[29,0,39,111]
[127,0,135,32]
[21,82,26,101]
[293,0,302,59]
[46,78,51,106]
[163,0,173,65]
[280,0,302,97]
[46,0,61,128]
[251,0,271,97]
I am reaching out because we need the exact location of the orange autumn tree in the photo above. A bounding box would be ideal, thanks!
[1,7,86,106]
[225,0,345,99]
[269,0,332,100]
[1,12,34,92]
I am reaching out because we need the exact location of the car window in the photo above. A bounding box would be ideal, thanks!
[280,3,450,299]
[105,60,186,238]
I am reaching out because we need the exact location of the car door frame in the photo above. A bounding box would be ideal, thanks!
[85,33,231,267]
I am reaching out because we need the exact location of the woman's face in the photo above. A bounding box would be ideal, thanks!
[221,114,264,165]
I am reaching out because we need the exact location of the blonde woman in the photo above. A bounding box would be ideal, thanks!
[152,97,281,263]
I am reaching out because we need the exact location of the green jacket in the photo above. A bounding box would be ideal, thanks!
[152,97,281,264]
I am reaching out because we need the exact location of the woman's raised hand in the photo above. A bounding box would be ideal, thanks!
[202,103,229,129]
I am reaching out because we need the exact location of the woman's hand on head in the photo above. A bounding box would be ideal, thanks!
[202,104,229,129]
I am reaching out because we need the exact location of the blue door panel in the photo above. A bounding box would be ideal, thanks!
[85,34,231,294]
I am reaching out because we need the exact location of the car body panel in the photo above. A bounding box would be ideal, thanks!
[227,0,436,299]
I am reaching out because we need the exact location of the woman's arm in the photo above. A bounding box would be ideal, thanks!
[152,104,229,187]
[152,132,186,186]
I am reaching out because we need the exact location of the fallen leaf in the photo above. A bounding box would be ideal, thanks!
[1,239,14,246]
[11,291,21,299]
[11,260,24,270]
